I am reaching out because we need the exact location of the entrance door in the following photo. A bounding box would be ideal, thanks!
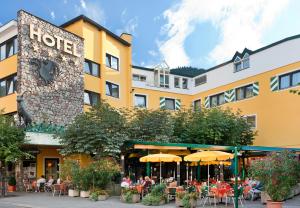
[44,158,59,179]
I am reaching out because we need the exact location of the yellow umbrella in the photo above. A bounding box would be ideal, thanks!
[190,161,232,166]
[184,151,233,162]
[184,151,233,188]
[140,153,182,183]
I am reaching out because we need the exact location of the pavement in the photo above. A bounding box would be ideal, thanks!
[0,192,299,208]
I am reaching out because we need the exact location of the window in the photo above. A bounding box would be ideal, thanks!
[133,74,146,82]
[134,94,147,108]
[245,115,256,128]
[84,91,100,106]
[182,78,188,89]
[84,59,100,77]
[174,77,180,88]
[193,99,201,111]
[235,84,253,101]
[159,71,169,88]
[210,93,225,107]
[242,53,250,69]
[0,36,18,61]
[106,53,119,70]
[234,57,242,72]
[165,98,175,110]
[0,74,17,97]
[106,81,119,98]
[195,75,207,86]
[279,70,300,90]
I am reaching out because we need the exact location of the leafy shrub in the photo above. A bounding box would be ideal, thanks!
[8,176,16,186]
[121,187,139,203]
[249,151,300,201]
[90,189,109,201]
[89,192,98,201]
[142,184,167,206]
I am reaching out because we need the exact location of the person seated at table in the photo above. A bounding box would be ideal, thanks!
[142,176,152,194]
[36,175,46,192]
[137,176,144,185]
[121,177,129,188]
[45,175,54,192]
[23,174,31,192]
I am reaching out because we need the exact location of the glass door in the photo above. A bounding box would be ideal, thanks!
[44,158,59,179]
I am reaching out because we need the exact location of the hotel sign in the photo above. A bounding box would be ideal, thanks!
[29,24,80,57]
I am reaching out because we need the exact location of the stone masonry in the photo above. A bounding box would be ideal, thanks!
[17,10,84,126]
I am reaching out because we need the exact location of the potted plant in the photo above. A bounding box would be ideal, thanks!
[121,187,140,203]
[175,191,185,207]
[60,160,81,197]
[90,189,109,201]
[142,184,168,206]
[79,168,92,198]
[182,192,198,208]
[7,176,16,192]
[249,151,300,208]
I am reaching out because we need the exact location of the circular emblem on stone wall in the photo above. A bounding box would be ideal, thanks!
[30,58,59,85]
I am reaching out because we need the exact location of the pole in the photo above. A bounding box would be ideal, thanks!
[176,162,180,185]
[207,163,210,189]
[146,162,151,176]
[120,155,125,179]
[160,161,162,184]
[186,163,189,185]
[234,147,239,208]
[197,162,200,181]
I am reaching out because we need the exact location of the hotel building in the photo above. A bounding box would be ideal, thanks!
[0,10,299,181]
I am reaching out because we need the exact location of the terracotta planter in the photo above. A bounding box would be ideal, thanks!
[68,189,79,197]
[175,197,183,207]
[98,195,109,201]
[80,191,90,198]
[120,193,140,203]
[266,201,283,208]
[7,185,16,192]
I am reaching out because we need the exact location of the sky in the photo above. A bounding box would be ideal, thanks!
[1,0,300,69]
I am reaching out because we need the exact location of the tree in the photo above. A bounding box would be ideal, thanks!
[127,108,177,142]
[59,101,129,158]
[174,107,255,146]
[0,113,28,163]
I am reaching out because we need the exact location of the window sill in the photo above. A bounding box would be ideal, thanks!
[0,53,17,62]
[105,94,120,99]
[84,72,100,78]
[278,84,300,92]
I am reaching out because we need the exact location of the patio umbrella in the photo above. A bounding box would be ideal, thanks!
[190,161,232,166]
[184,151,233,188]
[140,153,182,183]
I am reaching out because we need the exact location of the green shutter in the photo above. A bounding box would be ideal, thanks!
[175,99,181,110]
[270,76,279,91]
[160,97,165,109]
[204,96,210,108]
[225,89,235,103]
[253,82,259,96]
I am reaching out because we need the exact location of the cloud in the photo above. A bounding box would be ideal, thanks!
[74,0,106,25]
[50,11,55,20]
[148,50,158,57]
[159,0,289,68]
[117,11,139,36]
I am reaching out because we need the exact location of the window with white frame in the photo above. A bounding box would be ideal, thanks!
[0,74,17,97]
[0,36,18,61]
[195,75,207,86]
[234,53,250,72]
[235,84,253,101]
[133,74,146,82]
[279,70,300,90]
[174,77,180,88]
[134,94,147,108]
[182,78,188,89]
[193,99,201,111]
[159,70,169,88]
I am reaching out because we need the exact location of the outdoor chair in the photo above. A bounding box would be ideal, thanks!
[39,183,45,192]
[200,187,217,207]
[52,184,63,197]
[225,187,244,207]
[167,187,176,201]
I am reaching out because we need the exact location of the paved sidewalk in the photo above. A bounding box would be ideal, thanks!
[0,192,299,208]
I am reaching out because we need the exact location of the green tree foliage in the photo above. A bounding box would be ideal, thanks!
[249,151,300,201]
[0,113,28,163]
[174,108,255,146]
[59,101,129,158]
[127,108,176,142]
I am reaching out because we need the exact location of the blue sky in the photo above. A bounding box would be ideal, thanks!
[1,0,300,69]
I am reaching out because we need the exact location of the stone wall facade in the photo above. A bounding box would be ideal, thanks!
[17,10,84,126]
